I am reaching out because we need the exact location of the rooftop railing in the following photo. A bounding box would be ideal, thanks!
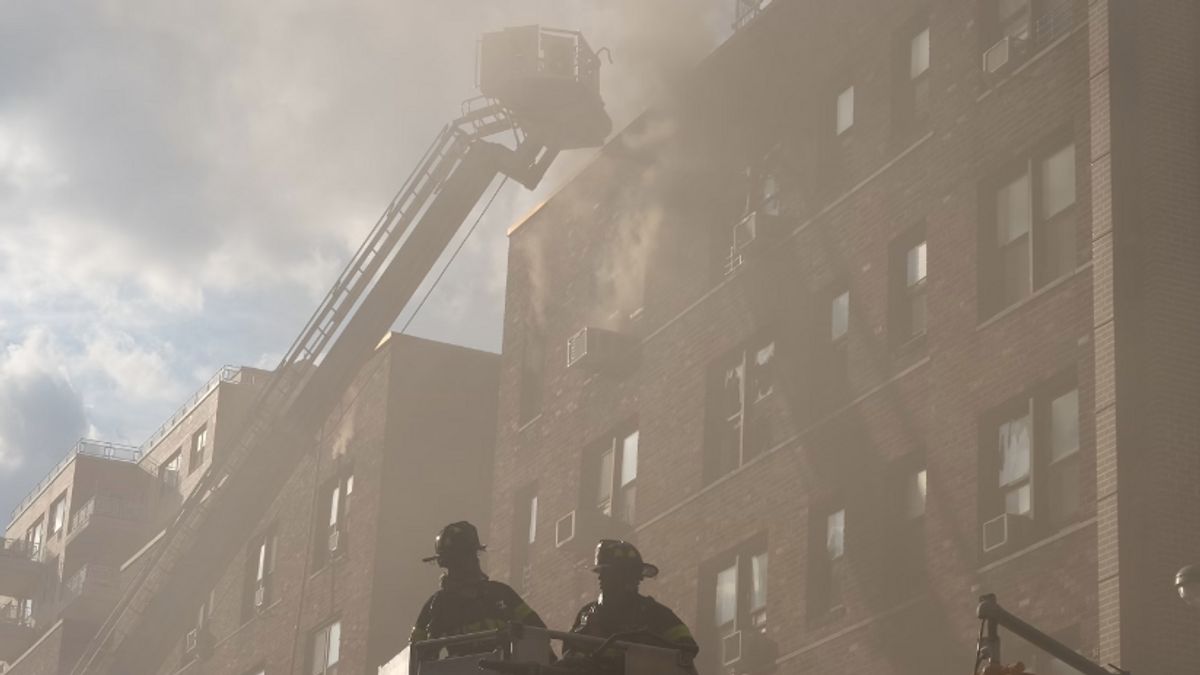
[8,440,142,525]
[138,365,241,455]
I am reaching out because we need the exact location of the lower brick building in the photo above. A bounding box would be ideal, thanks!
[487,2,1200,675]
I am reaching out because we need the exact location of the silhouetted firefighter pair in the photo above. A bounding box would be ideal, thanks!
[409,521,698,673]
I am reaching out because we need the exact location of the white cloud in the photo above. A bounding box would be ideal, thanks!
[0,328,88,474]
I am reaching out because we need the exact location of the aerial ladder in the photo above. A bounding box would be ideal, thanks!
[72,26,611,675]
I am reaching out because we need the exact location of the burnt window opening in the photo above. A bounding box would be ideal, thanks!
[705,336,778,482]
[979,373,1081,556]
[981,138,1076,317]
[587,427,640,525]
[890,226,928,348]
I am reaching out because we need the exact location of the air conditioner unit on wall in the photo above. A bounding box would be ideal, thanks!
[721,630,743,667]
[982,512,1030,553]
[185,629,199,654]
[555,511,576,548]
[726,210,785,275]
[983,35,1026,75]
[566,327,637,373]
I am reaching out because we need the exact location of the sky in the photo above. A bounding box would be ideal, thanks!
[0,1,737,520]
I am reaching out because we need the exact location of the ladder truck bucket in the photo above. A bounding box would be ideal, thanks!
[479,26,612,149]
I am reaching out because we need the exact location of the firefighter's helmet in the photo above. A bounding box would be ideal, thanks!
[422,521,486,563]
[591,539,659,579]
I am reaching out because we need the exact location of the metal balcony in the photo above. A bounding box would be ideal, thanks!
[65,495,147,558]
[0,600,37,663]
[58,564,120,624]
[0,537,45,597]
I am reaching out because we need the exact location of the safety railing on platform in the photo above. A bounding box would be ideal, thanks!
[8,440,142,526]
[68,495,146,535]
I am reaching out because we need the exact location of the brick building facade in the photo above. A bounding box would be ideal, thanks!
[1,334,499,675]
[489,1,1200,674]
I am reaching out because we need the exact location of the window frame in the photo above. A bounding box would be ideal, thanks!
[809,503,846,618]
[705,335,779,482]
[702,536,769,670]
[890,225,928,347]
[836,85,855,136]
[245,526,278,618]
[982,136,1078,317]
[310,619,342,675]
[587,425,640,524]
[980,373,1083,552]
[189,426,209,475]
[49,493,68,537]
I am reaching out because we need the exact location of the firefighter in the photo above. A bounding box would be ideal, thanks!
[565,539,698,670]
[409,521,547,659]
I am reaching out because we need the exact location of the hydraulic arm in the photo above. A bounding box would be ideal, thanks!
[72,26,609,675]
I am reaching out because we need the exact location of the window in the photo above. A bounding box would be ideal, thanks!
[310,620,341,675]
[316,473,353,565]
[245,528,278,618]
[189,426,209,474]
[894,21,931,133]
[981,378,1082,550]
[810,507,846,615]
[18,598,33,626]
[831,290,850,342]
[590,428,639,524]
[518,324,545,424]
[992,0,1032,42]
[25,519,44,559]
[712,549,768,638]
[50,493,67,536]
[904,468,928,521]
[836,86,855,135]
[160,450,182,489]
[706,337,777,481]
[984,140,1076,315]
[511,486,538,592]
[745,156,781,216]
[891,229,928,345]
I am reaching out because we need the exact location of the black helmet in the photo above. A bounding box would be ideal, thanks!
[591,539,658,579]
[423,521,486,563]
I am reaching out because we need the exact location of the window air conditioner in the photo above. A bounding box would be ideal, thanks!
[328,528,342,554]
[185,629,199,653]
[566,327,636,373]
[726,210,785,275]
[555,511,576,548]
[982,512,1029,553]
[721,630,744,667]
[254,583,267,609]
[983,36,1025,75]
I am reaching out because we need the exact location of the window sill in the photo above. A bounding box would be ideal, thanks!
[976,261,1091,332]
[976,515,1096,574]
[976,18,1088,103]
[515,414,543,434]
